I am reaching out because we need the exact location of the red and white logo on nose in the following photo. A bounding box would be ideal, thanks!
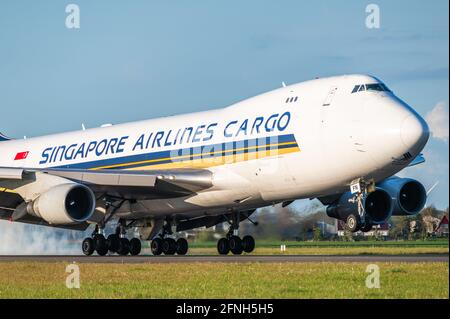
[14,151,29,160]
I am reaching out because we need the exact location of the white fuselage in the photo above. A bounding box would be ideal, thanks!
[0,75,429,219]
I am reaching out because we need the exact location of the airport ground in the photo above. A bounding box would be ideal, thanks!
[0,240,448,299]
[170,239,450,256]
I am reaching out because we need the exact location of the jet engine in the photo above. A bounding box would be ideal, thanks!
[326,188,393,224]
[377,177,426,216]
[27,183,96,225]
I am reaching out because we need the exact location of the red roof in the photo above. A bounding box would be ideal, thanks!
[436,215,449,231]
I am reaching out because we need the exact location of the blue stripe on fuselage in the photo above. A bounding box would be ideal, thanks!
[53,134,298,170]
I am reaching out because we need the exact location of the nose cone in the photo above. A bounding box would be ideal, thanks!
[360,96,431,169]
[401,114,430,152]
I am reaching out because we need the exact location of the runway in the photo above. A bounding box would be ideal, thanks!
[0,254,447,263]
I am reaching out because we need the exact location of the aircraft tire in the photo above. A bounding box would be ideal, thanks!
[345,214,361,232]
[176,238,189,255]
[229,236,244,255]
[129,238,142,256]
[162,238,177,255]
[361,223,373,232]
[94,234,108,256]
[107,234,120,253]
[151,238,163,255]
[217,238,230,255]
[117,238,130,256]
[242,235,255,253]
[82,237,95,256]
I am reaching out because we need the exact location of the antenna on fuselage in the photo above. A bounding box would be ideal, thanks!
[82,123,86,131]
[282,82,287,88]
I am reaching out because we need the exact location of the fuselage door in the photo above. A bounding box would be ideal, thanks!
[322,86,338,106]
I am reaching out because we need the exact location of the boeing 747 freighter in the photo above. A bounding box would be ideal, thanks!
[0,74,429,255]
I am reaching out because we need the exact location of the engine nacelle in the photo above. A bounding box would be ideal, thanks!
[326,188,393,224]
[27,183,96,225]
[377,177,426,216]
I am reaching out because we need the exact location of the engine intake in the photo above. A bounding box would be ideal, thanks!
[377,177,426,216]
[28,183,96,225]
[326,188,392,224]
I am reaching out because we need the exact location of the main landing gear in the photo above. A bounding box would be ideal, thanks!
[217,235,255,255]
[217,212,256,255]
[82,221,142,256]
[150,219,189,256]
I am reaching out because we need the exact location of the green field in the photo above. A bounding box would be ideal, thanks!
[142,239,449,256]
[0,262,447,298]
[1,241,447,299]
[188,239,449,248]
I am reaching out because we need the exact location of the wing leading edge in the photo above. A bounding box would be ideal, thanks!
[0,167,213,200]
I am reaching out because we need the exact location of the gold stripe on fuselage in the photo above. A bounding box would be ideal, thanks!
[91,142,299,170]
[124,145,300,171]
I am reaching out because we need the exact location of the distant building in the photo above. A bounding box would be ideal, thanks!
[435,215,449,237]
[316,221,337,236]
[336,220,389,237]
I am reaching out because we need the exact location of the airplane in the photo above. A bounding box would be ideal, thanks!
[0,74,430,256]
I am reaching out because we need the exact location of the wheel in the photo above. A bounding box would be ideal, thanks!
[361,223,373,232]
[94,234,108,256]
[242,235,255,253]
[151,238,163,256]
[162,238,177,255]
[117,238,130,256]
[229,236,243,255]
[217,238,229,255]
[129,238,142,256]
[176,238,189,255]
[82,237,95,256]
[345,214,361,232]
[107,234,120,253]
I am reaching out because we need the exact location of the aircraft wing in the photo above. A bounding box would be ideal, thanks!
[0,167,213,200]
[0,167,213,229]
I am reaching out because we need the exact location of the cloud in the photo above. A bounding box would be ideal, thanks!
[426,101,449,142]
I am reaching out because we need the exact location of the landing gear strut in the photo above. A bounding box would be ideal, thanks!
[217,211,255,255]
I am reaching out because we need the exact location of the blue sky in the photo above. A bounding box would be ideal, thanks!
[0,1,448,208]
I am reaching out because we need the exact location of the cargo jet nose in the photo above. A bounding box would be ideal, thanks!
[362,96,430,168]
[401,114,430,153]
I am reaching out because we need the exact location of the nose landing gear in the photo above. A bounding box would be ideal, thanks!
[345,178,375,233]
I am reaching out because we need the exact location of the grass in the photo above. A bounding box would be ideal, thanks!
[0,262,447,298]
[178,246,449,255]
[139,239,449,255]
[188,239,450,248]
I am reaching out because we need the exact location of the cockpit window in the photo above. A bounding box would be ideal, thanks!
[366,83,385,91]
[351,83,391,94]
